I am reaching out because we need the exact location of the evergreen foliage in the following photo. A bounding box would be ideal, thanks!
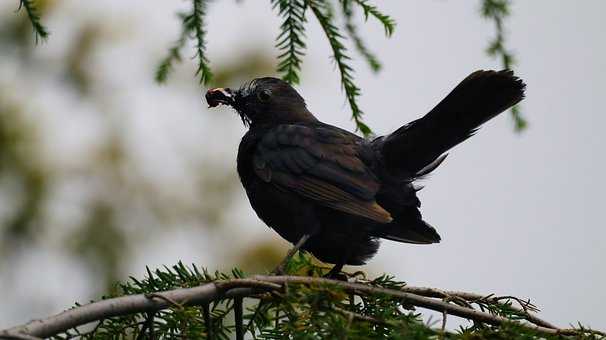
[11,255,600,339]
[308,0,371,136]
[191,0,214,85]
[16,0,49,43]
[155,13,189,84]
[341,1,382,73]
[155,0,213,85]
[15,0,527,133]
[297,0,395,136]
[345,0,396,37]
[481,0,527,131]
[273,0,308,85]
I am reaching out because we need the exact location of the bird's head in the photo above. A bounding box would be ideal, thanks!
[206,77,317,127]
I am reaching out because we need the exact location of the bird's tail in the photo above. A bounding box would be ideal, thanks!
[373,218,441,244]
[379,70,526,175]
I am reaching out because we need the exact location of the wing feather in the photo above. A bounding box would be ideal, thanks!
[254,125,392,223]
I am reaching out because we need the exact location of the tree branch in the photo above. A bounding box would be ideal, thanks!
[392,286,554,329]
[255,276,564,334]
[0,279,279,339]
[2,275,603,339]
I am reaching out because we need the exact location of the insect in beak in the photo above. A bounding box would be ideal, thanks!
[206,88,235,107]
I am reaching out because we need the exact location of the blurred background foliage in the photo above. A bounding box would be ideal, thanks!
[0,0,286,304]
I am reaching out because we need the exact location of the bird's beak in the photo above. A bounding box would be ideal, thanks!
[206,87,235,108]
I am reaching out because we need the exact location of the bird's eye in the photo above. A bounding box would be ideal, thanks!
[257,89,271,102]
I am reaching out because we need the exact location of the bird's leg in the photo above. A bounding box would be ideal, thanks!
[272,234,311,275]
[324,262,346,280]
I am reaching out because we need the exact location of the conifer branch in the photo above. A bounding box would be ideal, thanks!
[155,0,213,85]
[190,0,213,85]
[12,0,528,135]
[346,0,395,37]
[482,0,527,131]
[2,265,604,339]
[155,13,188,83]
[16,0,49,44]
[308,0,371,137]
[273,0,308,85]
[340,0,381,72]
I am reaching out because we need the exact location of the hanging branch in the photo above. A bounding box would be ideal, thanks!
[16,0,49,43]
[273,0,308,85]
[190,0,213,85]
[13,0,530,135]
[346,0,396,37]
[308,0,372,137]
[155,0,213,85]
[481,0,527,131]
[340,0,382,72]
[155,13,189,83]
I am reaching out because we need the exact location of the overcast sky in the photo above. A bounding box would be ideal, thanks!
[1,0,604,331]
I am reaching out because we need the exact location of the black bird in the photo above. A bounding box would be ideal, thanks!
[206,70,525,276]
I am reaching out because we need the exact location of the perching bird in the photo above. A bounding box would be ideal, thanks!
[206,70,525,277]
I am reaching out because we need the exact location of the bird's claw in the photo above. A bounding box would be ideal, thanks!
[323,272,348,281]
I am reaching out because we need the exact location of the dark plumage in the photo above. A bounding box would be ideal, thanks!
[206,70,525,273]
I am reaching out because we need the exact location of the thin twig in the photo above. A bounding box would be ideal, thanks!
[2,280,276,338]
[202,303,212,340]
[234,297,244,340]
[493,295,539,313]
[145,293,185,310]
[255,275,602,336]
[88,319,105,338]
[386,285,552,328]
[16,0,49,43]
[135,312,155,340]
[273,234,311,274]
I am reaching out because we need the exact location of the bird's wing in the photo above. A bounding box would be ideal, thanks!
[253,124,392,223]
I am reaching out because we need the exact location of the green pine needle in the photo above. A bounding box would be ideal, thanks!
[341,0,382,73]
[155,14,188,84]
[309,0,371,137]
[17,0,49,44]
[156,0,213,85]
[49,258,604,339]
[511,105,527,132]
[481,0,527,131]
[155,0,395,135]
[273,0,308,85]
[155,44,183,84]
[347,0,396,37]
[189,0,213,85]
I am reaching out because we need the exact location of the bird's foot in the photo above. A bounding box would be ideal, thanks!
[271,234,311,275]
[272,263,286,276]
[323,263,346,281]
[323,272,348,281]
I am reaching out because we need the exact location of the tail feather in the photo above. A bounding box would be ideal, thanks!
[374,219,441,244]
[381,70,526,175]
[414,153,448,178]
